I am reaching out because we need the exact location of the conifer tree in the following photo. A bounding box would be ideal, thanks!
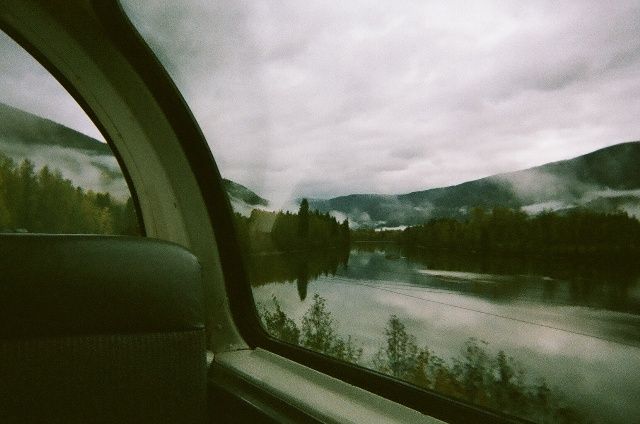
[298,198,310,238]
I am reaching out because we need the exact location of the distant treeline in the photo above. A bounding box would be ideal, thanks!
[401,207,640,254]
[233,199,350,253]
[0,153,139,235]
[351,228,403,243]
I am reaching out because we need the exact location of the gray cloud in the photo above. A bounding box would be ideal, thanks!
[3,2,640,204]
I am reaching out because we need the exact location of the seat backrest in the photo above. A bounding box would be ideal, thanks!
[0,235,207,424]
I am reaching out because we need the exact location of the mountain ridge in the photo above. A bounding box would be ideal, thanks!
[308,141,640,227]
[0,102,110,155]
[0,103,268,208]
[3,102,639,227]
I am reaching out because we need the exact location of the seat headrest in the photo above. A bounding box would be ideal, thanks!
[0,235,204,338]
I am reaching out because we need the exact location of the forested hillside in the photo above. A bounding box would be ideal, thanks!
[400,206,640,255]
[234,199,350,253]
[0,103,269,235]
[309,142,640,228]
[0,152,139,235]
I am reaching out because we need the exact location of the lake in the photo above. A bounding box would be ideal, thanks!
[249,243,640,423]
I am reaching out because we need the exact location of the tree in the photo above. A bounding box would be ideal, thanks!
[298,198,310,239]
[0,152,139,235]
[258,295,581,423]
[260,296,300,345]
[452,338,490,404]
[341,218,350,244]
[16,159,36,229]
[374,315,419,378]
[301,293,337,354]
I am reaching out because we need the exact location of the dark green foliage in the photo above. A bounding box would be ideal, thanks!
[246,249,349,287]
[351,228,402,242]
[259,295,583,423]
[340,219,350,244]
[121,197,142,236]
[260,296,300,344]
[401,206,640,255]
[260,294,362,363]
[0,152,139,235]
[233,200,350,253]
[302,294,341,354]
[245,249,349,301]
[300,294,362,362]
[372,315,420,379]
[298,198,310,238]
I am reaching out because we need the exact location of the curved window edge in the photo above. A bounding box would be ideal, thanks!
[43,2,531,423]
[0,17,146,237]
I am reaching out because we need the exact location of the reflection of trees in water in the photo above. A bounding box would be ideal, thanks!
[401,245,640,313]
[352,242,399,254]
[249,241,640,311]
[247,248,350,300]
[260,294,583,424]
[296,261,308,301]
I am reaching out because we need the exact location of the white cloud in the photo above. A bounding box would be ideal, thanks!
[4,1,640,202]
[0,140,130,199]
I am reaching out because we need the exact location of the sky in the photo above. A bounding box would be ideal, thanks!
[2,1,640,206]
[0,32,104,142]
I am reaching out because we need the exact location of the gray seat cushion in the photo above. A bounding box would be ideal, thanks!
[0,235,207,423]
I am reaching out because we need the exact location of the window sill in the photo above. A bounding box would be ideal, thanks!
[212,348,445,424]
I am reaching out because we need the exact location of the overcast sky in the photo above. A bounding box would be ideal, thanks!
[0,32,105,141]
[2,2,640,205]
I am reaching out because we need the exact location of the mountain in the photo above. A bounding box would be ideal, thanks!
[0,102,130,198]
[4,103,639,228]
[0,103,268,209]
[0,103,110,154]
[222,178,269,216]
[309,142,640,228]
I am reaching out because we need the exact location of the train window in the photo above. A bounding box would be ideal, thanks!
[0,30,140,235]
[123,1,640,423]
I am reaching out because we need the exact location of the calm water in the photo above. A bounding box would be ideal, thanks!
[249,243,640,423]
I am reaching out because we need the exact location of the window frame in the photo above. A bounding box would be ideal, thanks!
[99,2,526,423]
[1,1,525,422]
[0,16,146,238]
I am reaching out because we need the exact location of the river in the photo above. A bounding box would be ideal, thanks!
[249,243,640,423]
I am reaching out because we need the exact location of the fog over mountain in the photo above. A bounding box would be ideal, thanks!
[121,0,640,205]
[0,103,130,199]
[3,103,639,229]
[222,178,269,216]
[0,103,268,210]
[306,142,640,228]
[4,3,640,205]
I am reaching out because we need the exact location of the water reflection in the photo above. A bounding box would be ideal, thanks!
[249,242,640,423]
[246,247,349,300]
[352,243,640,313]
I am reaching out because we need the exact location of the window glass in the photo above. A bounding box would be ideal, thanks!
[0,31,140,235]
[123,2,640,422]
